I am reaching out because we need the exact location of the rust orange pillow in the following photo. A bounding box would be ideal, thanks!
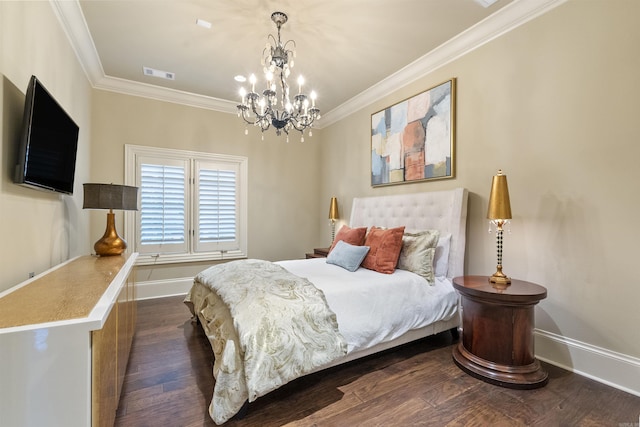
[361,226,406,274]
[329,225,368,253]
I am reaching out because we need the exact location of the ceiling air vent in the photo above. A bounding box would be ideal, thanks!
[474,0,498,7]
[143,66,175,80]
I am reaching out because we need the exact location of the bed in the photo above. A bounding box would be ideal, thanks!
[185,187,468,424]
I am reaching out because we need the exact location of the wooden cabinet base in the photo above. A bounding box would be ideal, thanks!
[452,276,548,390]
[453,343,548,389]
[0,254,137,427]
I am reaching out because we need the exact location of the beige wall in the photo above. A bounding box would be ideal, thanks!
[90,90,323,281]
[321,0,640,359]
[0,1,91,291]
[1,0,638,379]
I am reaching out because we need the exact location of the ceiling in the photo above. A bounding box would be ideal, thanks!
[53,0,562,127]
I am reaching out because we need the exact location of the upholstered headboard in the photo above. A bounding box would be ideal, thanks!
[349,188,468,278]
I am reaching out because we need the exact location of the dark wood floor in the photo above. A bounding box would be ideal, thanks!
[115,296,640,426]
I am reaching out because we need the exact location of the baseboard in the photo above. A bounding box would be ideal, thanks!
[135,277,192,300]
[535,329,640,397]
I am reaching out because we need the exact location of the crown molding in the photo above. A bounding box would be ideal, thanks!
[92,75,237,112]
[50,0,104,85]
[52,0,567,126]
[320,0,567,127]
[50,0,238,113]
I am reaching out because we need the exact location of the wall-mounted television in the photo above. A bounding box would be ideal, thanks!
[14,75,79,195]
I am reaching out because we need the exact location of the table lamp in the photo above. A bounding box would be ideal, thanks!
[487,170,512,286]
[83,183,139,256]
[328,197,339,244]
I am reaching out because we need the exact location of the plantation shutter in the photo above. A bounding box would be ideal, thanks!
[194,160,240,253]
[136,157,189,255]
[125,144,247,264]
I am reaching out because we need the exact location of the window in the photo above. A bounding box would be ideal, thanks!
[125,145,247,265]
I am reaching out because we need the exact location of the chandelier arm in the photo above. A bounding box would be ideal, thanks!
[287,116,304,131]
[289,116,314,132]
[262,35,277,64]
[238,104,271,132]
[238,110,256,126]
[282,40,296,52]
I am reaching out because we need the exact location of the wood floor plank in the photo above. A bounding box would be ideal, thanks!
[348,358,442,403]
[283,392,365,427]
[447,406,524,427]
[115,296,640,426]
[358,397,434,425]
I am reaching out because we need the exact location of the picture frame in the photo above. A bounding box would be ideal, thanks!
[371,78,456,187]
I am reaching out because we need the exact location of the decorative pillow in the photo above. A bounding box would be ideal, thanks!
[434,233,452,277]
[326,240,370,272]
[397,230,440,285]
[361,226,405,274]
[329,225,367,253]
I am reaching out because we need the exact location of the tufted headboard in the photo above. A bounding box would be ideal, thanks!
[349,188,468,279]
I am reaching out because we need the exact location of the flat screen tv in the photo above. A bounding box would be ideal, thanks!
[14,75,79,195]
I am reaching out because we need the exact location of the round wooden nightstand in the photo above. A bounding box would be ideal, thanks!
[452,275,548,389]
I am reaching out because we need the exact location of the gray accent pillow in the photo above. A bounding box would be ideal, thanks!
[326,240,370,272]
[397,230,440,285]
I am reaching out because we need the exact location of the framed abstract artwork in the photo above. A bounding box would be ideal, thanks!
[371,78,456,187]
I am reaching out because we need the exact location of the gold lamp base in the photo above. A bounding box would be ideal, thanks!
[489,266,511,290]
[94,211,127,256]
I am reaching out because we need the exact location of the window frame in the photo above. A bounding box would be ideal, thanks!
[124,144,248,265]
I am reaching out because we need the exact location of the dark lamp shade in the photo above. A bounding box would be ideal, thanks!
[328,197,339,221]
[487,170,512,220]
[83,183,139,211]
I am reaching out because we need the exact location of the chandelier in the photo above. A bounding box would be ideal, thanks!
[237,12,320,142]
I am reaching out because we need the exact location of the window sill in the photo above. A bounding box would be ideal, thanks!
[133,250,246,266]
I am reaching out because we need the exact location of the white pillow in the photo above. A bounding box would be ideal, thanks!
[434,233,452,277]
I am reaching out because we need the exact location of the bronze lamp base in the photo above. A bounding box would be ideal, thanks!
[94,211,127,256]
[489,265,511,290]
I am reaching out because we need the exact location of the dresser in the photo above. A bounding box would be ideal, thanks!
[0,253,137,427]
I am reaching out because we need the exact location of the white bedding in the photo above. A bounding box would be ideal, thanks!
[188,188,468,424]
[277,257,459,354]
